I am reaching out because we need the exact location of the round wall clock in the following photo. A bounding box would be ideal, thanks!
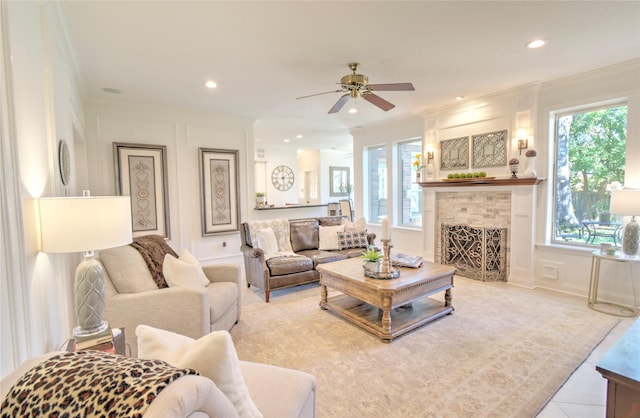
[271,165,295,191]
[58,139,71,186]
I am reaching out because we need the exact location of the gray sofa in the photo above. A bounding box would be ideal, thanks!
[240,217,375,302]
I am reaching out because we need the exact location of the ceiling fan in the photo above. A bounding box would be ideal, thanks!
[296,62,415,114]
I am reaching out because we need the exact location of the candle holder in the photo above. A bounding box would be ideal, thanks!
[364,239,400,279]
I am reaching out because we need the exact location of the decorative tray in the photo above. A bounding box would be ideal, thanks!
[363,266,400,279]
[441,176,496,182]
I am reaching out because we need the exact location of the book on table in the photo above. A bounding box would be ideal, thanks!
[74,327,115,351]
[391,253,424,268]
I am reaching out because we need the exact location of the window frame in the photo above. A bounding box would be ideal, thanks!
[550,100,628,247]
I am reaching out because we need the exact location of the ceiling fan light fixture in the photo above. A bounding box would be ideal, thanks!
[348,107,358,114]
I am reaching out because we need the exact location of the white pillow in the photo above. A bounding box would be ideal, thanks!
[255,227,278,255]
[163,250,210,288]
[343,217,366,231]
[319,225,345,250]
[136,325,262,418]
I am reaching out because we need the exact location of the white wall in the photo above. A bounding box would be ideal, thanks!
[2,1,82,377]
[83,100,254,265]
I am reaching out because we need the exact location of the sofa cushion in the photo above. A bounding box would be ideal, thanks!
[297,249,348,268]
[99,246,158,294]
[318,225,345,250]
[136,326,262,418]
[163,250,210,288]
[247,219,293,253]
[254,227,279,256]
[289,219,319,252]
[266,256,314,276]
[343,217,366,231]
[318,216,343,226]
[337,229,369,250]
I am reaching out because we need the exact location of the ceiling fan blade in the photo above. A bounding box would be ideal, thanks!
[296,90,343,100]
[368,83,415,91]
[328,94,351,114]
[362,92,395,111]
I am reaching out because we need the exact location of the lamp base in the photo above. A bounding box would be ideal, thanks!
[622,218,639,256]
[73,321,109,339]
[73,254,108,338]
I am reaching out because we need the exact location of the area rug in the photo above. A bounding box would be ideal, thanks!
[231,277,618,418]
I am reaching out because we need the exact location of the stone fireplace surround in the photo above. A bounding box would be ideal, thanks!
[421,178,542,288]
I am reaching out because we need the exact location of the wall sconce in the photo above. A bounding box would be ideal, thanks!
[426,151,434,163]
[517,138,528,155]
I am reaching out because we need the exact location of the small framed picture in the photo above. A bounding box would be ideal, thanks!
[113,143,170,238]
[199,148,240,236]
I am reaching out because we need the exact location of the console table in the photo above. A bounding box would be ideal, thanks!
[596,318,640,417]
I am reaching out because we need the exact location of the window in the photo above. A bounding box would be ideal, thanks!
[367,146,387,222]
[553,104,627,246]
[398,138,422,227]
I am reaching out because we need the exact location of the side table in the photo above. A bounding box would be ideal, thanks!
[66,327,127,356]
[588,251,639,317]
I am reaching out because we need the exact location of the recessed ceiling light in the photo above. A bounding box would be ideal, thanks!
[296,134,303,139]
[102,88,122,94]
[455,96,466,101]
[205,81,217,88]
[284,138,290,143]
[526,39,546,49]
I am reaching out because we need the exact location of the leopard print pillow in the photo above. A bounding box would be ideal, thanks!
[1,351,198,417]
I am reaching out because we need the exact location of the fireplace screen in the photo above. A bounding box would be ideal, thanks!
[441,224,507,281]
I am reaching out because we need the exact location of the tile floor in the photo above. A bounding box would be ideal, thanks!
[536,315,636,418]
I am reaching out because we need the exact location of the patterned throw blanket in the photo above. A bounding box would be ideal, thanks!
[129,234,177,288]
[1,351,198,417]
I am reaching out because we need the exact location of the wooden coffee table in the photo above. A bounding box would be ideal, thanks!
[317,257,455,342]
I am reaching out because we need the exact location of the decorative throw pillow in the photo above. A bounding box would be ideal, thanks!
[319,225,345,250]
[255,227,279,255]
[337,229,369,250]
[343,217,366,231]
[136,325,263,418]
[162,250,210,288]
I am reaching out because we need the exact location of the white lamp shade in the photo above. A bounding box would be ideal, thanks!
[39,196,132,253]
[610,190,640,216]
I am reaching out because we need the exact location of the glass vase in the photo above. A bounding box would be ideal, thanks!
[524,156,537,178]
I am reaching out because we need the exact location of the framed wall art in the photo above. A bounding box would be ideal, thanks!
[440,136,469,170]
[329,166,350,197]
[199,148,240,236]
[472,130,507,168]
[113,142,170,238]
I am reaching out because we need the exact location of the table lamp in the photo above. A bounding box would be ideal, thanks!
[610,189,640,256]
[39,192,132,338]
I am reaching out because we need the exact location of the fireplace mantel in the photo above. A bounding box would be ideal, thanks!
[419,177,544,188]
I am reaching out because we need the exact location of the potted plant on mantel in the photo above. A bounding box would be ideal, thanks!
[361,247,384,273]
[255,192,266,208]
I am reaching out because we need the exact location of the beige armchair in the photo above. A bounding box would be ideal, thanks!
[98,245,241,358]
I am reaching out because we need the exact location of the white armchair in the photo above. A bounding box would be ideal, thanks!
[99,245,241,358]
